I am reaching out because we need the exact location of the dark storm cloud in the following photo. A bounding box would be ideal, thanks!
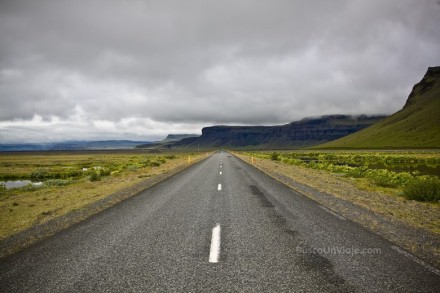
[0,0,439,142]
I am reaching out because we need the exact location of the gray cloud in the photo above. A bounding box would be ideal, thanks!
[1,0,439,142]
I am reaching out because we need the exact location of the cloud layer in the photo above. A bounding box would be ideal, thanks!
[1,0,439,142]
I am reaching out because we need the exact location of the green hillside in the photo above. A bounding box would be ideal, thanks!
[316,67,440,149]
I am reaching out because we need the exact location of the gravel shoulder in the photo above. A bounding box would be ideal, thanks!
[235,153,440,268]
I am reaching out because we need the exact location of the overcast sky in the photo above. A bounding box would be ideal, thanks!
[1,0,439,143]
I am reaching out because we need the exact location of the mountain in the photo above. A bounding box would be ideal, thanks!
[161,134,199,142]
[163,115,386,149]
[316,66,440,149]
[134,134,200,149]
[0,140,153,151]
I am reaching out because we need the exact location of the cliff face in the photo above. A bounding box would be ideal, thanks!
[404,66,439,109]
[282,115,384,143]
[171,115,386,149]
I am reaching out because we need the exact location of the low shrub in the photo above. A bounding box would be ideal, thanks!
[270,152,280,161]
[99,168,111,177]
[21,183,44,192]
[45,179,72,187]
[364,169,413,188]
[89,172,101,182]
[30,169,49,180]
[403,177,440,202]
[126,164,140,171]
[64,170,82,179]
[371,177,400,188]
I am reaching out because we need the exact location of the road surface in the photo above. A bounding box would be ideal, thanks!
[1,152,439,292]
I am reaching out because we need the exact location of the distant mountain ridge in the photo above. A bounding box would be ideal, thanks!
[163,114,386,149]
[317,66,440,149]
[161,134,199,142]
[0,140,152,151]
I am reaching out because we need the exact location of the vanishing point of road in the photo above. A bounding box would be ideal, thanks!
[0,152,439,292]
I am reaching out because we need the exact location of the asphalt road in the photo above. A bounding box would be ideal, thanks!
[0,151,439,292]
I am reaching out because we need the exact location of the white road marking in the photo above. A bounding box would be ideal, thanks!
[219,171,222,175]
[319,206,346,220]
[391,246,440,276]
[220,165,222,168]
[209,224,221,263]
[218,184,222,191]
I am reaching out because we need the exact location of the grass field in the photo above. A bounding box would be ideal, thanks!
[0,150,206,240]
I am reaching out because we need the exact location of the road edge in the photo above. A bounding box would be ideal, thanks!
[232,152,440,269]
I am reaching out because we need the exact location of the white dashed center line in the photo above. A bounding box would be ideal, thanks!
[218,184,222,191]
[209,224,221,263]
[219,171,222,175]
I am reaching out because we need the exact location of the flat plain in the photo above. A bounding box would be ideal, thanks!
[0,150,204,240]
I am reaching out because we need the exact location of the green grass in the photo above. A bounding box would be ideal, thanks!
[315,69,440,149]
